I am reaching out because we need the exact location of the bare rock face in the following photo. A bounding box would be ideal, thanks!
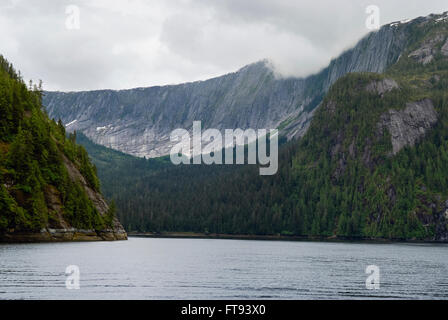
[282,107,317,141]
[42,14,446,160]
[442,38,448,56]
[378,99,438,155]
[408,34,446,65]
[366,79,399,97]
[43,18,412,159]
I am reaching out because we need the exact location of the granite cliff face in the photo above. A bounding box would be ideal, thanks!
[366,78,399,97]
[378,99,438,155]
[42,13,447,159]
[39,12,448,241]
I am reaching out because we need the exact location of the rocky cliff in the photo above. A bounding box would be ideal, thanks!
[0,56,127,243]
[43,13,448,159]
[68,11,448,242]
[378,99,438,155]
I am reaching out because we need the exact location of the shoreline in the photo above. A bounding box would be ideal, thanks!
[2,231,446,244]
[0,228,128,243]
[128,232,448,244]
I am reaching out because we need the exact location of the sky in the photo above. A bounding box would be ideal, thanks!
[0,0,447,91]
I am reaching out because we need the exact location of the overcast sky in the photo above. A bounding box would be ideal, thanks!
[0,0,447,91]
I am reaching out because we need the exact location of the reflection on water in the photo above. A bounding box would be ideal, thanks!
[0,238,447,300]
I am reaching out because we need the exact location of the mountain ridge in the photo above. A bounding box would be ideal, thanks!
[71,12,448,241]
[42,12,448,159]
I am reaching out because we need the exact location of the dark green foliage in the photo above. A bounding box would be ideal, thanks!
[0,55,113,233]
[78,21,448,240]
[63,180,98,229]
[79,134,299,235]
[64,132,100,191]
[86,71,448,239]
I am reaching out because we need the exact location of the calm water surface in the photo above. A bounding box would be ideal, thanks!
[0,237,447,299]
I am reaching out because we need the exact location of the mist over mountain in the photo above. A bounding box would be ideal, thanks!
[42,13,436,159]
[48,12,448,241]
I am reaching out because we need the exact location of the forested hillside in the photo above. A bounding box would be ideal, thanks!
[79,17,448,241]
[0,56,126,242]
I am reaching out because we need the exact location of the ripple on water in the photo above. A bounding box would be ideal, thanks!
[0,238,447,299]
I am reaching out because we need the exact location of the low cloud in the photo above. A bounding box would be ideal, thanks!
[0,0,447,91]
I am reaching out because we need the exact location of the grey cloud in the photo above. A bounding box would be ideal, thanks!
[0,0,447,91]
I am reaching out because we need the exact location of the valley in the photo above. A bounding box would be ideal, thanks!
[59,12,448,242]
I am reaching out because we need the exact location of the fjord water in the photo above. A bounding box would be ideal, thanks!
[0,238,447,300]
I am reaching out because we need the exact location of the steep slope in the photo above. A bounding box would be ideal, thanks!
[77,12,448,241]
[0,56,127,242]
[41,13,445,159]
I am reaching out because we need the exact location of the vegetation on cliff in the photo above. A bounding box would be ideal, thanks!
[0,56,115,235]
[79,18,448,241]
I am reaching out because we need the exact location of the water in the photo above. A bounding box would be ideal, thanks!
[0,237,447,300]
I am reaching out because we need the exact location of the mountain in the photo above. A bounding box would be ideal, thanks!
[0,56,127,242]
[76,12,448,241]
[41,12,437,159]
